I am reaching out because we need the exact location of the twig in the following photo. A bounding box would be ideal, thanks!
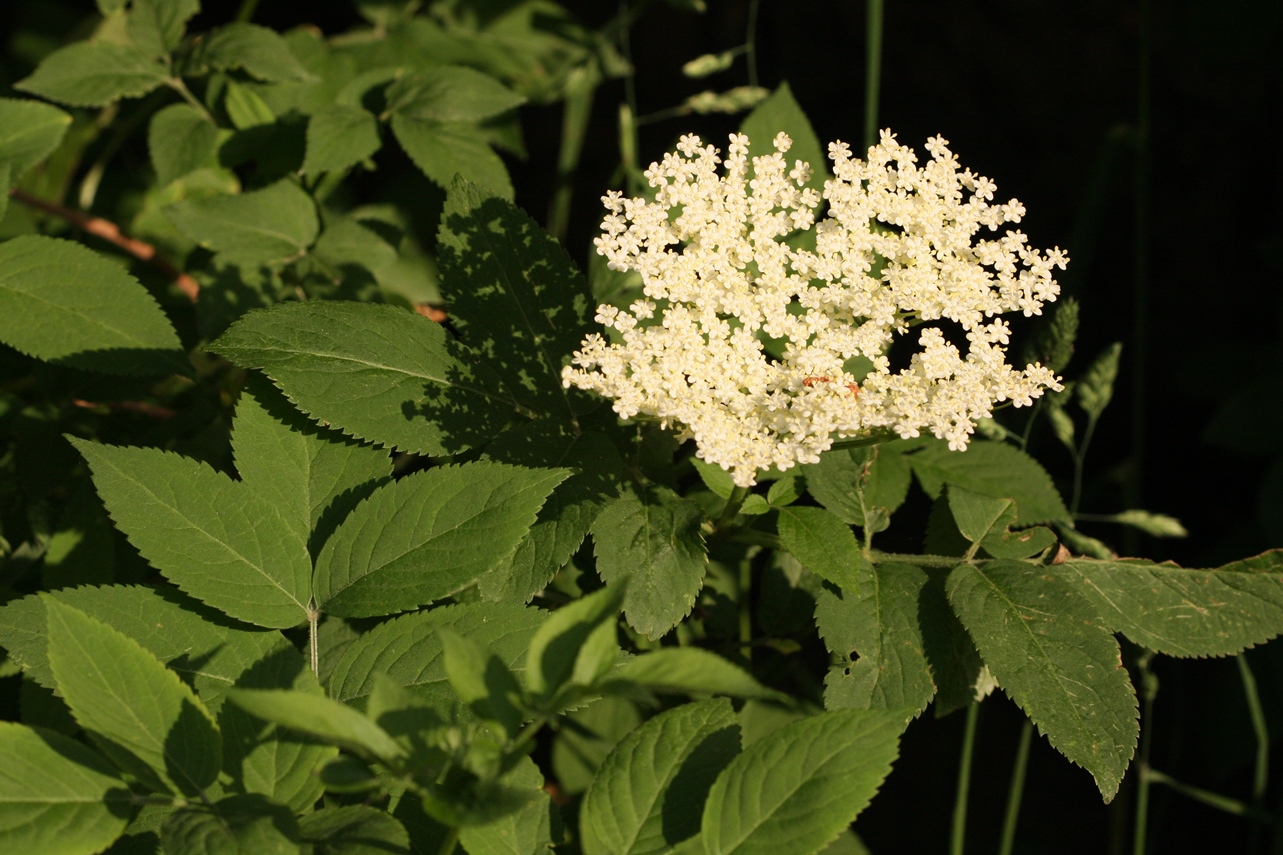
[9,187,200,302]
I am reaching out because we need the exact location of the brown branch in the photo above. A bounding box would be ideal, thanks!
[9,187,200,303]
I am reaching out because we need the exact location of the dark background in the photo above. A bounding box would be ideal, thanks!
[3,1,1282,852]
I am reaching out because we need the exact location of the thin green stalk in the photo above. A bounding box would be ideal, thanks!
[951,702,981,855]
[1069,410,1100,517]
[235,0,260,23]
[745,0,762,89]
[435,827,460,855]
[547,67,596,242]
[997,719,1033,855]
[737,558,752,654]
[1127,0,1151,528]
[1239,654,1271,853]
[1146,769,1273,823]
[1132,651,1157,855]
[307,600,319,678]
[166,78,214,124]
[863,0,884,151]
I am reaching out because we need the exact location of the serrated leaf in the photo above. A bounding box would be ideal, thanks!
[298,805,411,854]
[0,98,71,177]
[70,438,312,629]
[193,23,315,82]
[231,376,391,557]
[1052,553,1283,657]
[693,459,735,499]
[328,603,543,705]
[592,488,707,638]
[438,176,594,419]
[148,102,218,186]
[947,485,1016,546]
[700,709,903,855]
[387,66,525,123]
[229,689,405,763]
[610,649,783,701]
[211,301,515,456]
[160,794,299,855]
[303,104,381,175]
[45,598,222,796]
[314,462,569,618]
[438,628,524,737]
[0,722,132,855]
[457,757,557,855]
[908,440,1071,526]
[946,561,1137,800]
[776,506,862,593]
[392,115,514,199]
[0,236,187,375]
[526,585,626,700]
[817,563,935,719]
[132,0,198,53]
[802,445,911,526]
[1076,342,1122,420]
[581,699,740,855]
[15,40,168,107]
[166,179,318,266]
[0,585,292,713]
[223,79,276,129]
[738,81,827,194]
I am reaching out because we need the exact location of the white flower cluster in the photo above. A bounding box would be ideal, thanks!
[562,130,1067,487]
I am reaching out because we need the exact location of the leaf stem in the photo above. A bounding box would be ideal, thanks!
[435,827,460,855]
[745,0,762,89]
[166,78,215,125]
[1146,768,1273,823]
[1238,654,1271,846]
[547,67,596,242]
[1132,650,1157,855]
[997,719,1033,855]
[863,0,884,151]
[951,701,980,855]
[308,601,320,679]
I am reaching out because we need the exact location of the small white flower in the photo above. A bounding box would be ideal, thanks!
[563,130,1066,486]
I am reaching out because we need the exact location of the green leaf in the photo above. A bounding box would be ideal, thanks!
[303,104,381,175]
[908,440,1071,526]
[228,689,405,763]
[610,649,784,701]
[700,709,904,855]
[776,507,862,593]
[70,438,312,629]
[1022,296,1078,375]
[480,427,622,603]
[692,459,736,500]
[526,585,626,700]
[211,301,515,456]
[1076,342,1122,420]
[947,485,1016,546]
[0,98,72,178]
[438,628,524,737]
[946,561,1138,800]
[148,102,218,186]
[314,462,569,618]
[328,603,543,705]
[166,179,318,267]
[817,562,935,719]
[552,697,642,797]
[192,23,315,82]
[223,79,276,130]
[592,488,707,638]
[438,176,594,419]
[0,722,132,855]
[0,585,293,714]
[457,757,557,855]
[0,236,187,375]
[44,598,222,796]
[387,66,526,123]
[298,805,410,854]
[802,445,911,526]
[392,116,514,200]
[15,40,168,107]
[738,81,827,194]
[581,699,741,855]
[131,0,199,53]
[1052,553,1283,657]
[160,794,299,855]
[231,376,391,557]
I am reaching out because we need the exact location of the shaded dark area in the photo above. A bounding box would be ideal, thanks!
[2,1,1280,853]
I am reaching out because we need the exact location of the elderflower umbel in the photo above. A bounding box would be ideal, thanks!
[562,130,1067,487]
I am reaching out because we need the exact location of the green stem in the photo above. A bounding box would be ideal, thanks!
[863,0,884,151]
[1146,769,1273,823]
[717,485,751,531]
[951,702,980,855]
[435,827,460,855]
[547,67,596,242]
[745,0,762,89]
[997,719,1033,855]
[1127,0,1151,528]
[737,559,753,655]
[307,601,319,679]
[167,78,214,124]
[1070,410,1099,517]
[235,0,260,23]
[1132,651,1157,855]
[1238,654,1270,849]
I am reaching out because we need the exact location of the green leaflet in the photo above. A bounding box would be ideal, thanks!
[189,23,315,82]
[0,97,72,178]
[70,438,313,630]
[16,40,169,107]
[298,805,411,853]
[592,487,708,639]
[0,236,187,375]
[328,603,544,705]
[391,115,514,200]
[907,439,1071,526]
[166,179,319,267]
[160,794,299,855]
[211,301,516,456]
[525,585,626,700]
[302,104,382,175]
[776,506,863,593]
[581,699,741,855]
[313,462,569,618]
[816,562,936,719]
[0,722,132,855]
[148,103,219,186]
[739,81,829,195]
[1053,552,1283,657]
[228,688,405,763]
[609,649,784,701]
[457,757,558,855]
[801,445,913,527]
[438,177,594,421]
[946,560,1138,801]
[44,599,222,797]
[386,66,526,123]
[700,709,904,855]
